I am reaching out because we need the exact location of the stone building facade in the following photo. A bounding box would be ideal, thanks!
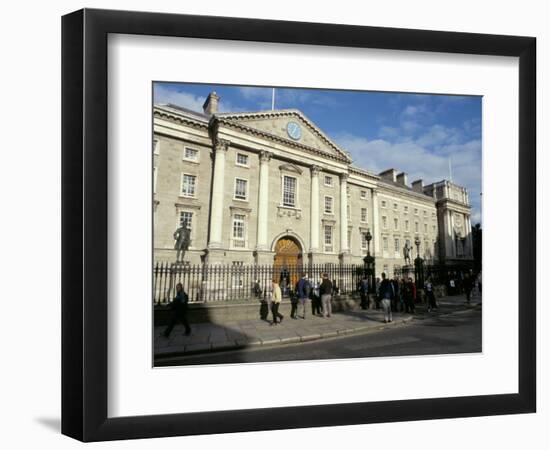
[153,92,473,276]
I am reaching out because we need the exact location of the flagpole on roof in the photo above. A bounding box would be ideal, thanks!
[271,88,275,110]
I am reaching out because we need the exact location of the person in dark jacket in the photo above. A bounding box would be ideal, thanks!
[378,272,395,323]
[425,278,437,312]
[163,283,191,337]
[391,277,400,312]
[403,278,416,314]
[320,273,333,318]
[296,274,311,319]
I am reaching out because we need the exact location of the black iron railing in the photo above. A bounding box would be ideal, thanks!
[153,262,366,304]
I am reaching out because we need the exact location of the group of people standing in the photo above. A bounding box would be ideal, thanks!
[271,272,335,324]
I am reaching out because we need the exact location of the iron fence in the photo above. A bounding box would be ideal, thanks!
[153,262,366,304]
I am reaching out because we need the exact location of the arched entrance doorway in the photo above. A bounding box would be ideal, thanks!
[273,236,303,294]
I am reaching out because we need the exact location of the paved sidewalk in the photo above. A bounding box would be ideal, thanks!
[154,293,481,359]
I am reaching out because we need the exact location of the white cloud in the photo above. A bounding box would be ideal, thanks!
[334,132,482,223]
[153,85,205,112]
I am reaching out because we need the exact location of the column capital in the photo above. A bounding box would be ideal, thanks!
[310,165,322,176]
[214,138,230,152]
[259,150,272,163]
[339,172,349,182]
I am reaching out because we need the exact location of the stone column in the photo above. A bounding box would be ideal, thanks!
[466,215,473,257]
[339,173,349,253]
[208,138,229,249]
[309,165,321,252]
[256,151,272,251]
[372,190,379,255]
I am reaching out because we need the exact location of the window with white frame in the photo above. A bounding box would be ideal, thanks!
[382,215,388,229]
[361,232,368,250]
[393,203,398,210]
[360,190,367,199]
[324,196,333,214]
[405,220,410,231]
[181,174,197,197]
[360,207,368,223]
[236,153,249,167]
[381,200,387,208]
[424,223,428,233]
[183,147,199,162]
[383,237,389,251]
[324,176,333,187]
[324,225,333,252]
[414,208,419,215]
[415,221,419,233]
[282,175,297,207]
[394,217,399,230]
[404,205,409,214]
[232,214,246,248]
[394,238,400,253]
[234,178,248,201]
[179,211,193,230]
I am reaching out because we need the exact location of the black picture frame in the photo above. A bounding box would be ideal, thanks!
[62,8,536,442]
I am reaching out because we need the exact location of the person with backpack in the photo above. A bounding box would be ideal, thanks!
[377,272,395,323]
[297,273,311,319]
[162,282,191,337]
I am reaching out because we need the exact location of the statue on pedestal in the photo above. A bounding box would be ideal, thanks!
[173,224,191,263]
[403,242,412,265]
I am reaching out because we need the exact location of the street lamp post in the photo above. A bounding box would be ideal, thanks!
[363,230,375,293]
[414,236,425,289]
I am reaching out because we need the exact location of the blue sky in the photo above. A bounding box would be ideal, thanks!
[154,83,482,225]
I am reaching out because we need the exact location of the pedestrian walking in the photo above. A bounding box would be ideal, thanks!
[391,277,400,312]
[290,281,299,319]
[270,280,284,325]
[464,273,473,304]
[374,277,381,309]
[359,275,369,310]
[403,277,416,313]
[426,278,437,312]
[163,283,191,337]
[297,273,311,319]
[320,273,333,318]
[378,272,394,323]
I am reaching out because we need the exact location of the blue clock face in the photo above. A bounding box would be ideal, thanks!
[286,121,301,140]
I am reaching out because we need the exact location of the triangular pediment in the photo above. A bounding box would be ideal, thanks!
[216,109,351,162]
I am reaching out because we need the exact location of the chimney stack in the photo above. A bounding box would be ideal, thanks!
[412,179,424,193]
[203,91,220,116]
[396,172,408,186]
[379,168,397,183]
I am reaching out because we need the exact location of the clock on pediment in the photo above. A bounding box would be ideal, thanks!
[286,121,302,140]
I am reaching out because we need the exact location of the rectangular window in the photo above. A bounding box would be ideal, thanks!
[234,178,248,201]
[424,223,428,233]
[282,176,297,207]
[381,200,387,208]
[423,210,427,217]
[361,232,368,249]
[383,237,388,251]
[324,176,333,186]
[360,207,368,222]
[181,174,197,197]
[394,218,399,230]
[232,214,246,247]
[415,221,419,233]
[324,196,333,214]
[404,205,409,214]
[393,203,398,210]
[360,190,367,199]
[394,238,400,253]
[382,216,388,229]
[179,211,193,229]
[432,225,436,233]
[183,147,198,161]
[405,220,410,231]
[324,225,333,252]
[236,153,249,166]
[414,208,419,215]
